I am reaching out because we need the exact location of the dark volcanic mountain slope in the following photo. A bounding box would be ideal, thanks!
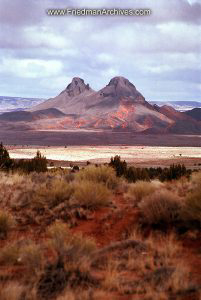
[184,108,201,121]
[84,76,150,111]
[0,108,65,122]
[154,105,201,134]
[0,111,34,122]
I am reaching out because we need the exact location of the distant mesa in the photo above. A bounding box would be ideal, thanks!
[0,76,200,134]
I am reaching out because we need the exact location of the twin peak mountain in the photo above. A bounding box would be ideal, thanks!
[2,76,201,134]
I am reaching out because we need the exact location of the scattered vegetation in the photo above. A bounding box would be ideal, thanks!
[33,179,74,209]
[126,181,159,205]
[109,155,191,182]
[0,145,200,299]
[139,190,182,226]
[73,180,111,209]
[182,172,201,226]
[0,210,15,239]
[0,282,25,300]
[14,150,47,173]
[0,142,13,170]
[76,165,119,189]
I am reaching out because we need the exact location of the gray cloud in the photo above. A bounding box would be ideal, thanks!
[0,0,200,101]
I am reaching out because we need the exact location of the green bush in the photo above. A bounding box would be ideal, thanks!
[125,167,150,182]
[109,155,127,177]
[159,164,191,182]
[15,150,47,173]
[0,142,13,170]
[109,156,191,183]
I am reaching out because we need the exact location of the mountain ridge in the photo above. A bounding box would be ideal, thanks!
[0,76,200,134]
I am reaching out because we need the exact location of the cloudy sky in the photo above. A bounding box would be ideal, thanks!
[0,0,200,101]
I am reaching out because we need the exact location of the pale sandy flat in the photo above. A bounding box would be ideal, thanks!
[8,146,201,163]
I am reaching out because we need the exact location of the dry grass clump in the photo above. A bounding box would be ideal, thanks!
[47,220,96,265]
[146,233,181,268]
[20,241,43,275]
[75,165,119,189]
[0,282,25,300]
[0,242,20,265]
[166,262,193,294]
[47,220,69,256]
[123,233,195,299]
[33,179,74,209]
[73,180,111,210]
[125,233,180,275]
[0,171,26,186]
[102,261,121,291]
[164,177,192,198]
[190,171,201,187]
[182,185,201,225]
[126,181,159,205]
[0,210,15,239]
[138,190,182,225]
[56,289,115,300]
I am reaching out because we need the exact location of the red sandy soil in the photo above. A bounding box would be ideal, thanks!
[73,192,201,290]
[0,192,201,299]
[72,193,139,247]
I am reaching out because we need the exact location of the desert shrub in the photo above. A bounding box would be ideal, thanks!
[0,282,25,300]
[15,150,47,173]
[102,261,120,291]
[0,210,15,239]
[166,263,193,294]
[73,181,111,210]
[0,242,20,265]
[76,165,119,189]
[20,242,43,274]
[109,155,127,177]
[126,181,158,205]
[64,172,75,183]
[47,220,96,264]
[56,290,114,300]
[109,156,191,183]
[33,179,74,209]
[159,164,191,182]
[182,185,201,225]
[190,171,201,186]
[139,190,181,225]
[72,165,79,172]
[66,232,96,260]
[0,142,13,170]
[125,167,150,182]
[47,220,69,256]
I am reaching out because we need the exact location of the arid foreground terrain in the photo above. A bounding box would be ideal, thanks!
[0,150,201,300]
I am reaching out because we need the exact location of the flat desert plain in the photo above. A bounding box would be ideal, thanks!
[8,145,201,168]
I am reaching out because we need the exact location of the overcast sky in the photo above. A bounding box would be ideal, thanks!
[0,0,200,101]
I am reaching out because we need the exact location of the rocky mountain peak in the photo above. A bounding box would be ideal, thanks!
[100,76,145,104]
[65,77,91,97]
[108,76,136,89]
